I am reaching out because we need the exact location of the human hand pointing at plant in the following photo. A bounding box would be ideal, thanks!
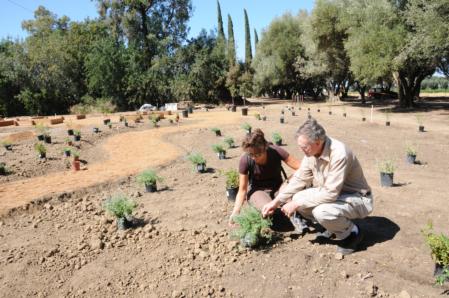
[261,199,281,218]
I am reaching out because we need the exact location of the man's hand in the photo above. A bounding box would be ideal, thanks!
[281,201,299,217]
[262,199,280,218]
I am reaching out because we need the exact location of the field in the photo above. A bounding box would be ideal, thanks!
[1,101,449,297]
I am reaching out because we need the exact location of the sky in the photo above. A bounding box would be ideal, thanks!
[0,0,315,60]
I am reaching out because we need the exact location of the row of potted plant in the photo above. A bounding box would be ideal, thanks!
[378,144,419,187]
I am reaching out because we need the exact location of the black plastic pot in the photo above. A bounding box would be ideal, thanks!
[231,105,236,112]
[386,121,390,126]
[37,134,44,141]
[291,111,296,116]
[117,217,132,230]
[241,107,248,116]
[74,135,81,142]
[64,150,71,157]
[67,129,74,136]
[406,154,416,165]
[262,116,266,121]
[343,113,347,117]
[218,151,226,160]
[188,106,193,114]
[434,264,449,283]
[362,117,366,122]
[103,119,110,125]
[226,187,238,201]
[4,145,12,151]
[145,183,157,193]
[93,127,100,133]
[196,163,206,173]
[307,108,310,111]
[419,125,425,132]
[329,111,332,115]
[275,140,282,146]
[245,128,252,135]
[182,110,188,118]
[39,152,46,159]
[124,121,128,127]
[380,172,393,187]
[280,118,284,124]
[44,135,52,144]
[281,110,284,115]
[317,109,320,113]
[215,130,221,137]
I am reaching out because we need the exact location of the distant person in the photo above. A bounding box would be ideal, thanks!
[229,129,301,226]
[262,118,373,255]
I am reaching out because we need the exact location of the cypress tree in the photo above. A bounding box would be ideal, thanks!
[244,9,252,68]
[227,14,236,66]
[217,0,225,41]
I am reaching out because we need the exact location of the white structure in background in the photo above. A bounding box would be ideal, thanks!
[165,103,178,111]
[138,104,156,112]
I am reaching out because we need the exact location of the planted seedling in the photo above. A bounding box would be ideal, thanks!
[63,147,71,157]
[223,169,239,201]
[136,169,163,192]
[405,144,417,164]
[212,144,226,160]
[65,137,73,146]
[232,205,272,248]
[254,113,261,120]
[72,150,80,170]
[378,159,395,187]
[224,137,235,149]
[211,127,221,136]
[34,142,47,159]
[187,152,207,173]
[422,223,449,285]
[103,194,137,230]
[151,115,160,127]
[272,132,282,146]
[73,130,81,141]
[416,114,425,132]
[1,140,13,150]
[241,123,252,134]
[0,162,7,175]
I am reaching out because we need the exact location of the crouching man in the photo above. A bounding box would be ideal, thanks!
[262,118,373,255]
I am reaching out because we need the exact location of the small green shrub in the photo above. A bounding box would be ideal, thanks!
[63,147,71,153]
[34,143,46,154]
[211,127,221,133]
[241,122,252,131]
[254,113,261,120]
[73,130,81,137]
[212,144,226,153]
[272,132,282,143]
[378,159,395,174]
[72,150,80,159]
[187,152,206,165]
[223,169,239,188]
[224,137,235,148]
[1,140,12,147]
[406,144,417,156]
[103,194,137,219]
[422,223,449,285]
[136,169,163,186]
[232,205,272,248]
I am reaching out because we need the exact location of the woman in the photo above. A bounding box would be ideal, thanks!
[229,129,300,225]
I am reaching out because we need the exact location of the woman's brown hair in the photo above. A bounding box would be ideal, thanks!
[241,128,268,151]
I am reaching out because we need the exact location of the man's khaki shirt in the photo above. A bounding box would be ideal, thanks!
[277,136,371,207]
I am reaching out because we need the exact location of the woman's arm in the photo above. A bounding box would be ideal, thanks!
[283,154,301,171]
[229,173,249,224]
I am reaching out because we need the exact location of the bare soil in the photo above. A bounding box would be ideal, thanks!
[0,103,449,297]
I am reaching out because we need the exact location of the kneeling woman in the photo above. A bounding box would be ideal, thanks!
[229,129,300,225]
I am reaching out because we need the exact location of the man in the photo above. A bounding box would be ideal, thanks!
[262,118,373,255]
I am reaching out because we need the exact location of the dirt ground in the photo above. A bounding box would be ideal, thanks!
[0,102,449,297]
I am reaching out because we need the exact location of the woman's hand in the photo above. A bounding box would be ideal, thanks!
[228,210,239,227]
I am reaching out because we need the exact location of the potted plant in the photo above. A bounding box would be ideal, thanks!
[405,144,417,165]
[1,140,13,151]
[224,137,235,149]
[262,115,267,121]
[272,132,282,146]
[188,106,193,114]
[72,154,81,171]
[93,127,100,133]
[65,137,73,146]
[281,109,284,115]
[35,123,48,141]
[151,115,159,128]
[422,223,449,285]
[103,118,111,125]
[231,105,237,112]
[211,127,221,137]
[328,105,332,115]
[63,147,71,157]
[241,107,248,116]
[187,152,207,173]
[72,150,80,161]
[291,109,296,116]
[212,144,226,160]
[317,105,321,113]
[136,169,163,192]
[280,116,285,124]
[66,120,74,135]
[108,122,113,129]
[378,159,395,187]
[103,194,137,230]
[182,110,188,118]
[232,205,272,248]
[254,113,261,120]
[385,109,391,126]
[124,119,129,127]
[224,169,239,201]
[0,162,7,175]
[361,109,366,122]
[34,142,46,159]
[241,123,252,135]
[73,130,81,141]
[416,114,425,132]
[342,106,347,117]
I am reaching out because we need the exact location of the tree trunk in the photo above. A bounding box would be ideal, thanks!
[396,70,427,108]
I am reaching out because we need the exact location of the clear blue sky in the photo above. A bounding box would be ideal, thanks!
[1,0,315,60]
